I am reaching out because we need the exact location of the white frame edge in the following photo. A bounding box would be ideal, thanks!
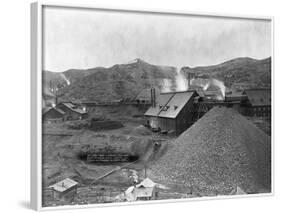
[30,1,274,211]
[31,1,43,211]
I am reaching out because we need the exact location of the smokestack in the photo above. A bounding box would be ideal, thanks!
[187,73,191,89]
[187,72,195,90]
[151,88,156,107]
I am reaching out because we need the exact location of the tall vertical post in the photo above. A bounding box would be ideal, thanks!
[187,73,191,89]
[151,88,156,107]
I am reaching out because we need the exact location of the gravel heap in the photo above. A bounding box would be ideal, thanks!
[150,107,271,195]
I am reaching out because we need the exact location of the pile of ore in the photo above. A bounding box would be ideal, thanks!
[150,107,271,195]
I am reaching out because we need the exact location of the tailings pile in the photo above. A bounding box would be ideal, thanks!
[150,107,271,195]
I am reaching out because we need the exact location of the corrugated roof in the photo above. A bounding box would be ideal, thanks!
[243,89,271,106]
[49,178,78,193]
[158,91,195,118]
[145,90,197,118]
[144,93,174,116]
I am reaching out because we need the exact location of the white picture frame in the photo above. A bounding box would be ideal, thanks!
[31,1,274,211]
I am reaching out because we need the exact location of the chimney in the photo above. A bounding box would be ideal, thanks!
[151,88,156,107]
[187,73,191,89]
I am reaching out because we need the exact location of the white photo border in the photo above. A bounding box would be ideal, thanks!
[31,1,274,211]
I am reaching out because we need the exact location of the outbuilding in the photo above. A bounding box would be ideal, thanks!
[49,178,78,200]
[122,178,157,201]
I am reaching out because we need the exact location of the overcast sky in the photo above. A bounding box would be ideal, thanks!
[43,6,271,72]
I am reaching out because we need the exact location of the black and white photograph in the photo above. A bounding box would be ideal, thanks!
[40,5,272,208]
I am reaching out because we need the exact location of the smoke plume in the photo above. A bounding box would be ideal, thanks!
[60,73,70,85]
[161,78,172,93]
[175,69,189,92]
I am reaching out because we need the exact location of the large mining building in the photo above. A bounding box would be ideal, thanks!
[144,87,271,135]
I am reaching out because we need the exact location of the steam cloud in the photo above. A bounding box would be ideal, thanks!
[175,69,189,92]
[161,69,226,100]
[162,79,172,93]
[60,73,70,85]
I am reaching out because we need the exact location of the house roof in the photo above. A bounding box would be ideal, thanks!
[61,102,87,114]
[43,107,65,115]
[144,93,174,116]
[42,107,52,114]
[49,178,78,193]
[136,178,156,188]
[158,91,196,118]
[243,89,271,106]
[122,178,156,201]
[145,90,198,118]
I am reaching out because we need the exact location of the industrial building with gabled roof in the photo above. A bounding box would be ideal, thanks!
[242,88,271,117]
[243,88,271,107]
[144,90,199,135]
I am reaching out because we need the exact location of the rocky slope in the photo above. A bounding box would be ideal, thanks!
[43,57,271,103]
[44,59,177,102]
[181,57,271,90]
[150,107,271,195]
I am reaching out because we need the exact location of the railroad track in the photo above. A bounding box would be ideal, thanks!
[89,160,139,186]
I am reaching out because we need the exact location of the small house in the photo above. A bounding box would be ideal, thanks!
[134,178,157,201]
[122,178,157,202]
[49,178,78,200]
[56,102,88,120]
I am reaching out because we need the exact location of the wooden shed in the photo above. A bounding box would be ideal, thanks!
[49,178,78,200]
[123,178,157,201]
[144,90,198,135]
